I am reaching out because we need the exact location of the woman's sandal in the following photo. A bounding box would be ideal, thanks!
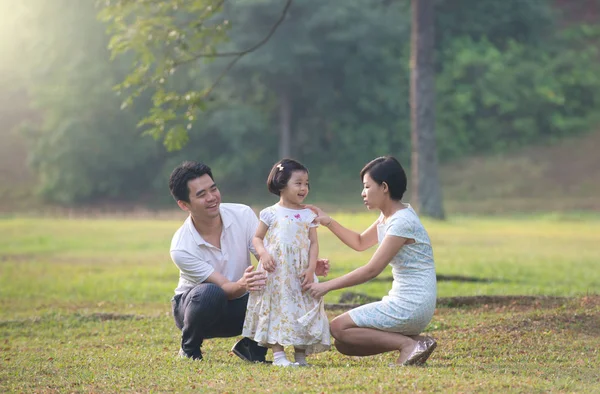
[401,337,437,366]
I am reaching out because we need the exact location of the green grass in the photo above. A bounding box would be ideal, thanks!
[1,214,600,392]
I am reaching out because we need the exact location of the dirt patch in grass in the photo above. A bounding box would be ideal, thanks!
[504,312,600,336]
[370,274,500,283]
[327,295,600,312]
[0,254,38,262]
[436,295,570,309]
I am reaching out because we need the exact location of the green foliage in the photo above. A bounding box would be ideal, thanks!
[435,0,556,49]
[98,0,233,150]
[436,25,600,159]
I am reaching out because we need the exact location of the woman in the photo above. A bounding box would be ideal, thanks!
[304,156,437,365]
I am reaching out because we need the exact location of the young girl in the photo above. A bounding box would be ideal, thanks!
[242,158,330,367]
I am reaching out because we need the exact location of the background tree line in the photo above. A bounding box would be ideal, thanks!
[1,0,600,205]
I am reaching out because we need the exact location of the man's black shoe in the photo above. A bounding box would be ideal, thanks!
[178,348,203,361]
[231,337,270,363]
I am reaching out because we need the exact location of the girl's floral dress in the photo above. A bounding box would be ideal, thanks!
[242,204,330,354]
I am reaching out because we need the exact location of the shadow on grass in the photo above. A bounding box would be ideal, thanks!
[0,312,147,328]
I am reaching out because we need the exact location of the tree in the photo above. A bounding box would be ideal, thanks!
[214,0,411,163]
[411,0,445,219]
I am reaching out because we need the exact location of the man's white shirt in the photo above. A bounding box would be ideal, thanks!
[170,203,259,296]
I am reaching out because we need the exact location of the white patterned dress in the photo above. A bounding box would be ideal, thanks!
[242,204,331,354]
[348,204,437,335]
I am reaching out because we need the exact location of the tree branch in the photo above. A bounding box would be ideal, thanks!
[174,0,293,68]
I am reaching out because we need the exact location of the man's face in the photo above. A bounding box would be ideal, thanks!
[178,174,221,220]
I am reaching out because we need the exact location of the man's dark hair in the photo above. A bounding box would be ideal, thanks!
[266,158,309,196]
[169,161,213,202]
[359,156,407,201]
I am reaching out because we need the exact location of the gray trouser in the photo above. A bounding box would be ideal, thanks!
[171,283,248,358]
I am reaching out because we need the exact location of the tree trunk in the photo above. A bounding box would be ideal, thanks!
[410,0,445,219]
[278,90,292,158]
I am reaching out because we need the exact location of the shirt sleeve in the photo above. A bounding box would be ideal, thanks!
[170,249,214,284]
[386,215,414,240]
[307,210,319,228]
[259,208,273,226]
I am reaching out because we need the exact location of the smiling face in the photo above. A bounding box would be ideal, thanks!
[177,174,221,221]
[280,170,310,207]
[361,172,387,210]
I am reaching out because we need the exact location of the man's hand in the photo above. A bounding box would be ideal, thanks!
[305,281,330,299]
[241,265,267,292]
[300,268,315,287]
[315,258,330,277]
[259,253,276,273]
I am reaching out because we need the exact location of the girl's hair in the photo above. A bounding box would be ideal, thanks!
[359,156,407,201]
[267,158,309,196]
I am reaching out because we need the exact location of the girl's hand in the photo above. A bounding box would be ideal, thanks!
[300,268,315,287]
[303,204,333,227]
[259,253,276,272]
[305,282,329,299]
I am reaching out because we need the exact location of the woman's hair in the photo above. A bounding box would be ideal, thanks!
[267,158,309,196]
[359,156,407,201]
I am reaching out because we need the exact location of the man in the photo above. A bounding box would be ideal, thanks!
[168,161,328,362]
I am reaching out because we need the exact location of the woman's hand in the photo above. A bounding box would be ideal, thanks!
[305,281,330,299]
[259,253,276,272]
[303,204,333,227]
[315,258,329,277]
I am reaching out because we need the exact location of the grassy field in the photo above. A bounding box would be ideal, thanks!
[1,214,599,392]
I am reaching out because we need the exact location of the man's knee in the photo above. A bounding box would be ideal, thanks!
[185,283,227,317]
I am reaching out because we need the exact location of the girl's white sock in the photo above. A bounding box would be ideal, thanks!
[273,351,296,367]
[294,351,308,366]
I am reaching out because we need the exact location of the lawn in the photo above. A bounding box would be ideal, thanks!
[1,214,599,392]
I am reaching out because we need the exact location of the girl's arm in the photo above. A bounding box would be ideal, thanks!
[304,204,378,251]
[252,221,275,272]
[302,227,319,286]
[306,234,407,298]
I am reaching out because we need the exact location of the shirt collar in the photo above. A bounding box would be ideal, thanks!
[219,204,234,230]
[186,205,232,246]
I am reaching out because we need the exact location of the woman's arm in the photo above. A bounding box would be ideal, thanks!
[305,204,378,251]
[326,218,379,252]
[306,234,407,298]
